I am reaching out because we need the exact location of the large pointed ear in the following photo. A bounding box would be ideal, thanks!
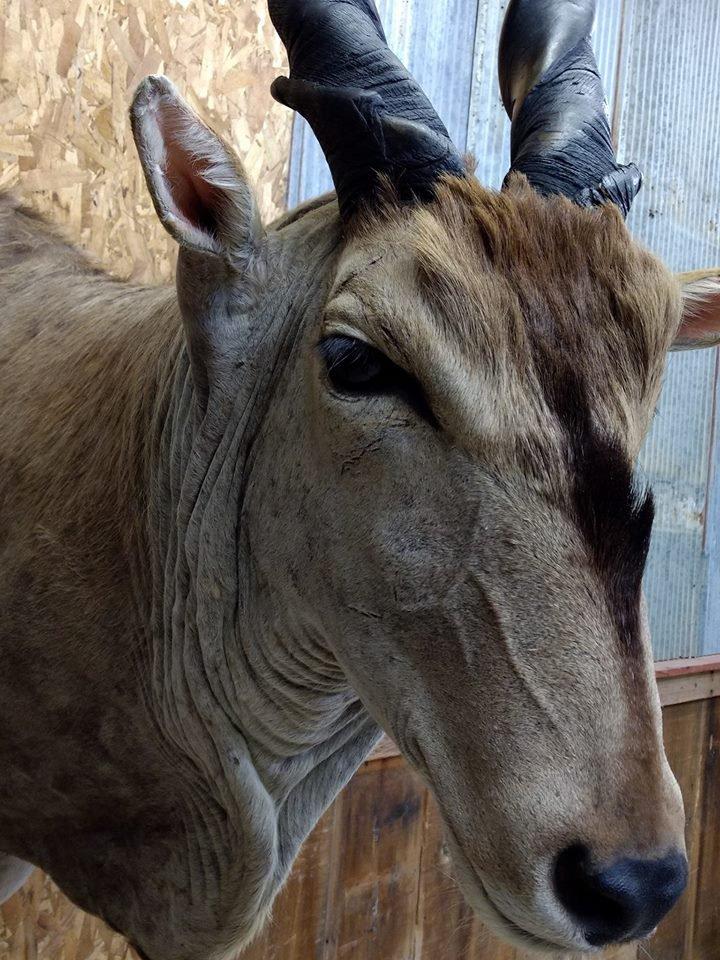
[672,269,720,350]
[130,75,264,270]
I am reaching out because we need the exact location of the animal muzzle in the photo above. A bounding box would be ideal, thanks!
[553,843,688,946]
[436,739,688,952]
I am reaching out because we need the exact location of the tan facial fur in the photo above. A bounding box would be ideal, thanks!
[297,176,686,949]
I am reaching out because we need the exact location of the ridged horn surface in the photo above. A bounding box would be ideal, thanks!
[499,0,641,217]
[269,0,465,221]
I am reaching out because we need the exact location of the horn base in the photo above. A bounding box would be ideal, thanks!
[505,38,641,219]
[272,76,465,222]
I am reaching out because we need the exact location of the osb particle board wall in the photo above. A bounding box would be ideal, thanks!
[0,0,292,284]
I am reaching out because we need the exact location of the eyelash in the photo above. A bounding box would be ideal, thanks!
[317,334,436,425]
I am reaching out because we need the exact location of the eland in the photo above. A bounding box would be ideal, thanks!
[1,0,719,957]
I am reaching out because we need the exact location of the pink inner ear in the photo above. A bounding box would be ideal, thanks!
[156,103,220,238]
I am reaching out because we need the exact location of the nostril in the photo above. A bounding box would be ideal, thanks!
[554,845,632,943]
[553,844,688,947]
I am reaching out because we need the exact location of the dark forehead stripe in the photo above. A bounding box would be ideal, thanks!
[535,346,654,654]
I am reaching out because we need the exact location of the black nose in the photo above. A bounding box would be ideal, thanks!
[554,844,688,946]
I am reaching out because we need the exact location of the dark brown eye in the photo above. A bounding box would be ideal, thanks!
[319,335,392,392]
[318,334,436,425]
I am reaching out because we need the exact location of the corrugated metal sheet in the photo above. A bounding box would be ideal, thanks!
[616,0,720,658]
[704,354,720,654]
[285,0,720,659]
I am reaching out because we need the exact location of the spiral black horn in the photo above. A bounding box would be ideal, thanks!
[268,0,465,221]
[499,0,641,217]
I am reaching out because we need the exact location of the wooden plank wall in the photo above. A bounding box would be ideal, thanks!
[287,0,720,661]
[3,696,718,959]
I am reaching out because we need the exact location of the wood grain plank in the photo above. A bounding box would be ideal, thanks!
[655,654,720,679]
[414,787,477,960]
[414,793,519,960]
[240,804,336,960]
[650,699,708,959]
[692,696,720,959]
[320,770,353,960]
[659,671,720,707]
[601,946,638,960]
[326,757,426,960]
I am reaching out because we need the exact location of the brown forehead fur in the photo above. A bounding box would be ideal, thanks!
[348,174,681,462]
[340,176,683,664]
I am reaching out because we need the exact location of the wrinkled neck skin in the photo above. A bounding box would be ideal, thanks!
[137,200,381,955]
